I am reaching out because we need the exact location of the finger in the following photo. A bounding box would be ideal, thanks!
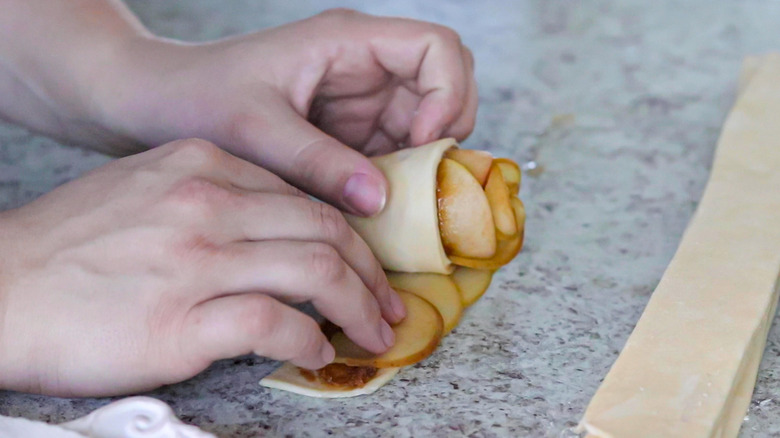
[312,89,394,147]
[207,240,395,354]
[378,85,421,144]
[445,46,478,140]
[409,50,469,146]
[184,294,334,370]
[221,194,404,323]
[233,96,388,217]
[367,21,470,145]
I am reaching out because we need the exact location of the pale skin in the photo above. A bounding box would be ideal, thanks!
[0,1,477,396]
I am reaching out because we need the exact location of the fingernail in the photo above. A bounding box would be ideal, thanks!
[390,291,406,321]
[320,342,335,364]
[343,173,386,217]
[380,320,395,349]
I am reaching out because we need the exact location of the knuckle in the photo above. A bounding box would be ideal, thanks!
[171,232,220,262]
[165,177,236,217]
[169,176,222,202]
[312,202,352,243]
[308,243,347,284]
[164,138,223,170]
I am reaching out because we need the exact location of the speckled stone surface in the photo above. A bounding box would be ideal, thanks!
[3,1,780,437]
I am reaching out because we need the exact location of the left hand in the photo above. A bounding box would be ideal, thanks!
[92,8,478,216]
[0,139,404,396]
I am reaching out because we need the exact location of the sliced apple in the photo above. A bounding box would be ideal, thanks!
[512,196,527,228]
[386,272,463,334]
[448,197,525,270]
[448,235,522,270]
[494,158,521,195]
[485,163,517,238]
[443,149,494,186]
[330,290,443,368]
[451,267,494,307]
[437,158,496,258]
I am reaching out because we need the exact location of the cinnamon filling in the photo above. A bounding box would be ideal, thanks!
[299,363,378,389]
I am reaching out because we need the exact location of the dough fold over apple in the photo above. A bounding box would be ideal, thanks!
[344,138,456,274]
[344,138,525,274]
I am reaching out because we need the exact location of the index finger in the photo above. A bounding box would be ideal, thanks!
[217,193,406,324]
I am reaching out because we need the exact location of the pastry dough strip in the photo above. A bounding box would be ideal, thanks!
[578,54,780,437]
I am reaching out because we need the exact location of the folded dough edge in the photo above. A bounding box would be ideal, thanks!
[345,138,456,273]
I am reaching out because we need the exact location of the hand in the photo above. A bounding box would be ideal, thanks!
[0,139,404,397]
[93,9,477,216]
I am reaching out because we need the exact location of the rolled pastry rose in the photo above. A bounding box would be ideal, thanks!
[260,141,525,398]
[344,138,525,274]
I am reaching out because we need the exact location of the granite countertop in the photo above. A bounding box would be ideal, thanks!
[2,1,780,437]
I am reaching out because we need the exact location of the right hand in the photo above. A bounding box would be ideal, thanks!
[0,138,404,397]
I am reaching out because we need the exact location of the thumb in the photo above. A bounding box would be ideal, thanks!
[231,99,388,217]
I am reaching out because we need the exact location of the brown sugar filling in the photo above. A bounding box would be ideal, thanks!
[299,363,378,389]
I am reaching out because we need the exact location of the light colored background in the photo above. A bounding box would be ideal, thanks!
[2,1,780,436]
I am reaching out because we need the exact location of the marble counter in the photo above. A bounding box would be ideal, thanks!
[3,1,780,436]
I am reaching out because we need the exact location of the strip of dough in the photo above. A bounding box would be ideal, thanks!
[260,363,400,398]
[344,138,456,274]
[578,54,780,437]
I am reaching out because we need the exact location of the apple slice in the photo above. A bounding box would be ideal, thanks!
[494,158,521,195]
[386,272,463,334]
[443,149,494,186]
[451,267,494,307]
[512,196,527,228]
[330,290,443,368]
[437,158,497,258]
[448,197,526,270]
[485,163,517,238]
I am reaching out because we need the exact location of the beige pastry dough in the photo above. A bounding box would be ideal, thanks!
[259,363,400,398]
[344,138,456,274]
[578,54,780,437]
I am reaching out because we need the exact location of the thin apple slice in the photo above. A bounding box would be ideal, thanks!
[437,158,496,258]
[485,163,517,238]
[448,234,522,270]
[494,158,521,195]
[443,149,494,186]
[451,267,494,307]
[386,272,463,334]
[512,196,526,229]
[330,290,443,368]
[448,197,526,270]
